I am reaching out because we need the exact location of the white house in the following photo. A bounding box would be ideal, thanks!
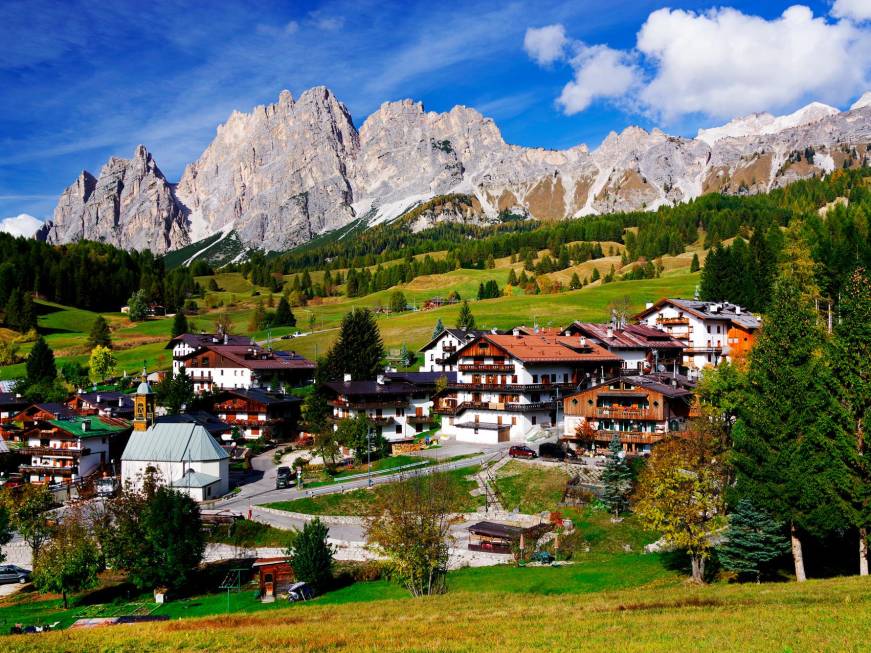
[435,332,621,444]
[561,322,685,374]
[121,422,230,502]
[166,333,315,393]
[418,329,492,372]
[633,299,761,372]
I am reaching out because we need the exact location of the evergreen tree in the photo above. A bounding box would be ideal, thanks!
[477,282,485,300]
[26,336,56,385]
[507,268,518,286]
[718,498,790,583]
[274,296,296,327]
[690,253,700,273]
[569,272,581,290]
[3,288,21,330]
[287,517,335,592]
[732,273,855,581]
[456,300,476,330]
[600,434,633,517]
[171,310,189,338]
[749,227,777,311]
[432,318,444,340]
[827,267,871,574]
[320,309,384,382]
[590,268,601,282]
[249,298,266,332]
[19,291,35,332]
[87,315,112,348]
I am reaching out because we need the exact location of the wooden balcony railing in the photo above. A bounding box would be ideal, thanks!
[458,363,514,373]
[19,446,90,457]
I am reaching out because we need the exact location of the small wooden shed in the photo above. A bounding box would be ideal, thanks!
[468,521,531,555]
[252,557,295,601]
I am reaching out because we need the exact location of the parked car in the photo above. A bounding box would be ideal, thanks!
[275,466,293,489]
[509,445,537,459]
[280,334,292,340]
[0,565,31,584]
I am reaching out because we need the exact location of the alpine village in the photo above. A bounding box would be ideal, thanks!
[1,3,871,651]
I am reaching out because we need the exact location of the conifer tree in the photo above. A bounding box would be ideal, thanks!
[456,300,476,330]
[569,272,581,290]
[718,498,790,583]
[171,310,189,338]
[26,336,56,385]
[432,318,444,340]
[590,268,601,282]
[319,308,384,382]
[87,315,112,348]
[732,272,855,581]
[601,434,633,517]
[827,267,871,574]
[274,296,296,327]
[690,252,700,273]
[507,268,518,286]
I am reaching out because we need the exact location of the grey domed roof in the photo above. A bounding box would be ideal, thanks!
[136,381,153,395]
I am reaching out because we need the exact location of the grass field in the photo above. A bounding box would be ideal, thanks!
[264,465,483,515]
[492,461,570,514]
[6,569,871,651]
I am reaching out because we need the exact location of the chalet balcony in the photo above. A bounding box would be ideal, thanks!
[562,429,663,445]
[593,406,652,420]
[458,363,515,373]
[406,414,436,425]
[683,346,723,354]
[435,400,556,415]
[329,399,409,409]
[328,414,396,426]
[20,465,77,476]
[19,446,90,457]
[449,382,576,392]
[657,316,690,326]
[442,344,457,353]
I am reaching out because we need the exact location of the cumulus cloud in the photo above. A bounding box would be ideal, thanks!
[526,5,871,121]
[523,24,567,65]
[832,0,871,22]
[0,213,43,238]
[557,45,640,114]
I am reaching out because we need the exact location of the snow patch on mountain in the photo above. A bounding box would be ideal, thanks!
[696,102,839,145]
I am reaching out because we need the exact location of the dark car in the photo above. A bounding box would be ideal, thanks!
[509,445,537,459]
[275,466,293,489]
[538,442,580,461]
[0,565,31,584]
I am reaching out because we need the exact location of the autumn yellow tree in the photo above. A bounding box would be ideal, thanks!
[634,417,729,583]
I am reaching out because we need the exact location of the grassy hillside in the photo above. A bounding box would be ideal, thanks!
[7,572,869,652]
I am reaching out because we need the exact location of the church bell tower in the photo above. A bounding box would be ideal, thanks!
[133,365,155,432]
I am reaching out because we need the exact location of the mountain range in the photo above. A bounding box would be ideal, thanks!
[38,87,871,255]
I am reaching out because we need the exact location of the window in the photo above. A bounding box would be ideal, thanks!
[395,425,402,434]
[716,325,721,334]
[706,325,711,334]
[532,374,538,383]
[512,375,518,383]
[531,416,537,425]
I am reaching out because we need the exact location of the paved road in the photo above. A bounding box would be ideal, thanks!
[217,443,509,514]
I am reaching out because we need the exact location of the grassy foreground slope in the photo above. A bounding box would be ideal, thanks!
[9,575,870,652]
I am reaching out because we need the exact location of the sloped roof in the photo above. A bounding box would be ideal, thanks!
[179,345,315,371]
[563,322,684,350]
[217,388,303,406]
[417,328,492,352]
[457,333,619,364]
[171,469,221,488]
[165,333,253,350]
[48,416,132,439]
[122,423,229,462]
[635,299,761,330]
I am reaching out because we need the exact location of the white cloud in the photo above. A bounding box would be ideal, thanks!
[523,24,567,65]
[637,5,869,120]
[527,5,871,122]
[832,0,871,22]
[557,44,639,114]
[284,20,299,34]
[0,213,43,238]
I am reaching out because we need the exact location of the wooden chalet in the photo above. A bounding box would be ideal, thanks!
[212,388,302,441]
[562,373,696,454]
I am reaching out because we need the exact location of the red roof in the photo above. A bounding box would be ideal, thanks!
[457,334,620,364]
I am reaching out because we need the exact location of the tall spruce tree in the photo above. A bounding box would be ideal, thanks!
[320,308,384,382]
[25,336,56,385]
[827,267,871,574]
[432,318,444,340]
[731,273,854,581]
[274,296,296,327]
[601,434,633,517]
[718,498,790,582]
[87,315,112,348]
[171,310,189,338]
[456,300,476,330]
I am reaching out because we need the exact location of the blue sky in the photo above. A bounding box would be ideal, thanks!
[1,0,868,224]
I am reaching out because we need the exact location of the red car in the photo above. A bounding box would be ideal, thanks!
[509,445,537,459]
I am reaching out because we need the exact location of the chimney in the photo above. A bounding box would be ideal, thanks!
[81,419,90,432]
[735,306,742,315]
[96,394,101,403]
[645,302,653,310]
[491,328,498,334]
[606,327,613,339]
[579,337,586,347]
[224,333,228,345]
[512,328,521,337]
[343,373,352,383]
[376,374,385,385]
